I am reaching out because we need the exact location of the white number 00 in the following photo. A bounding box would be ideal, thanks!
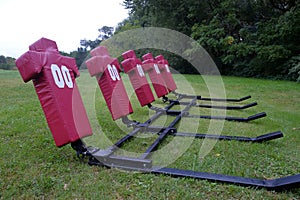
[51,64,74,89]
[107,64,120,81]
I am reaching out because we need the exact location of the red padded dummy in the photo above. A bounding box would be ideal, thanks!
[121,50,155,107]
[15,38,93,147]
[85,46,133,120]
[155,55,177,92]
[142,53,169,98]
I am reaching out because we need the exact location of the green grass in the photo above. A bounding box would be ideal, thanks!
[0,70,299,199]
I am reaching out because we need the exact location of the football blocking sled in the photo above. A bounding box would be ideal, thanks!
[15,39,300,191]
[15,38,92,147]
[84,46,299,190]
[122,50,266,122]
[87,46,283,143]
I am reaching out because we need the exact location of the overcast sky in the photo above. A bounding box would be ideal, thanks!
[0,0,128,58]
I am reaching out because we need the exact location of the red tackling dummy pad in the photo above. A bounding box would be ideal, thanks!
[85,46,133,121]
[142,53,169,98]
[155,55,177,92]
[121,50,155,107]
[15,38,93,147]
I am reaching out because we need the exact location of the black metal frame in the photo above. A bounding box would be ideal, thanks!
[148,95,266,123]
[163,91,257,111]
[169,99,258,110]
[74,48,299,191]
[172,92,252,102]
[71,95,299,191]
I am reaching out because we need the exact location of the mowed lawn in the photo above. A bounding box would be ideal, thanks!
[0,69,299,199]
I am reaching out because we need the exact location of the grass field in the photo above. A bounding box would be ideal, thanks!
[0,69,299,199]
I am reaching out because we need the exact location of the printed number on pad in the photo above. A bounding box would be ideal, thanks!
[51,64,74,89]
[108,64,120,81]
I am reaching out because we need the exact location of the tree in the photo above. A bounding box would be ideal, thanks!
[79,26,114,50]
[0,55,6,64]
[98,26,114,40]
[80,39,101,50]
[0,55,16,70]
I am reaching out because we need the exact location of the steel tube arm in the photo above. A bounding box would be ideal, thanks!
[200,95,252,102]
[152,167,300,191]
[196,102,258,110]
[187,112,267,122]
[173,131,283,142]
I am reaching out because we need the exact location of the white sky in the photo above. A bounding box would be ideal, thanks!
[0,0,129,58]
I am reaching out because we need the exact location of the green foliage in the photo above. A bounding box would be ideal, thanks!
[79,26,114,51]
[117,0,300,80]
[0,55,16,70]
[189,0,300,79]
[98,26,114,40]
[287,55,300,82]
[114,18,142,34]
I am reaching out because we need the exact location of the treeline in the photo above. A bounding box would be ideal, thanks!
[0,55,16,70]
[114,0,300,81]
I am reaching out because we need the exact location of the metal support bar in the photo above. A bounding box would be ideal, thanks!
[172,92,201,100]
[92,149,152,171]
[173,131,283,142]
[151,167,300,191]
[109,128,142,153]
[187,112,267,122]
[140,128,175,160]
[196,102,258,110]
[169,100,257,110]
[172,91,251,102]
[200,95,252,102]
[150,97,264,123]
[140,98,197,160]
[143,127,283,143]
[87,146,299,191]
[87,150,300,191]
